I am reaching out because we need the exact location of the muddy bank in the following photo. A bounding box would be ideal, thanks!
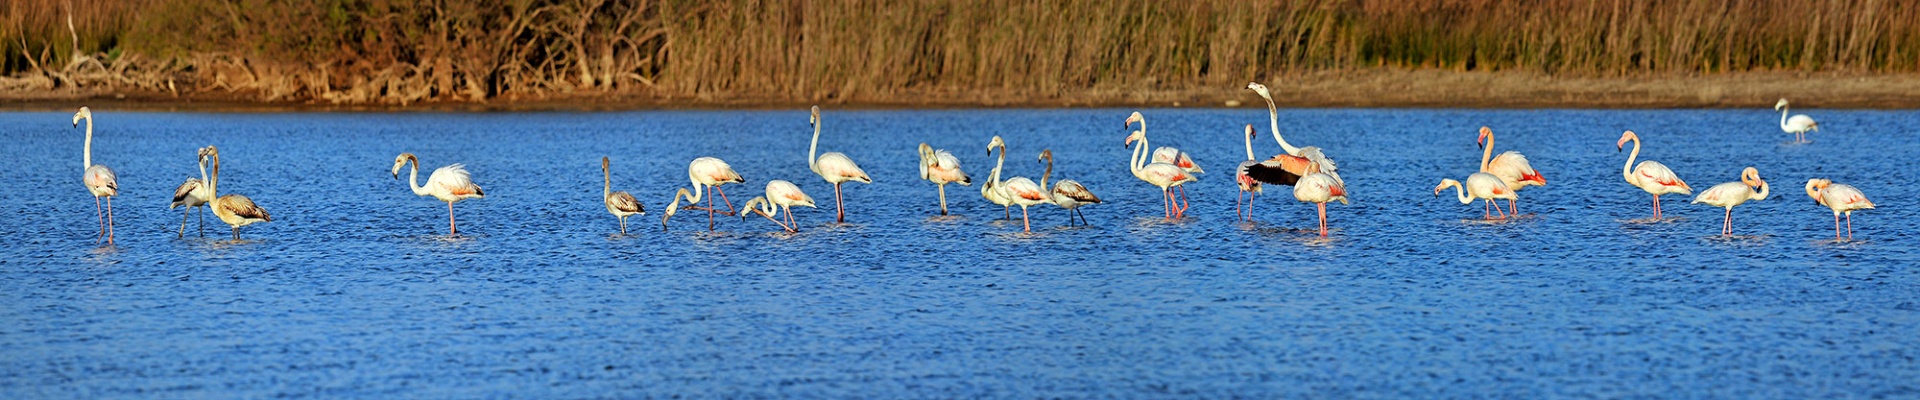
[4,70,1918,111]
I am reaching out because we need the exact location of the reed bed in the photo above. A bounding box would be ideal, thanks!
[4,0,1916,104]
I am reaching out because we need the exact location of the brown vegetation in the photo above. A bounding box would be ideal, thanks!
[4,0,1919,107]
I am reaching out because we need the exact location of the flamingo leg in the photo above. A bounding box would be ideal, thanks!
[198,206,205,237]
[1483,199,1491,219]
[714,185,735,215]
[1652,195,1661,219]
[180,207,190,238]
[105,196,115,244]
[94,196,103,241]
[1723,208,1732,235]
[1317,202,1329,237]
[705,188,716,230]
[1162,188,1173,219]
[1834,213,1842,240]
[786,205,798,232]
[232,227,239,240]
[1177,185,1190,217]
[1846,213,1854,240]
[937,184,948,216]
[448,201,458,235]
[834,182,845,223]
[1508,199,1518,217]
[1021,206,1031,232]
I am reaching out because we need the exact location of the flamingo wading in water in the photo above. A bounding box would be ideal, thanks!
[1234,124,1262,222]
[807,106,872,223]
[602,157,644,235]
[1477,126,1545,216]
[1125,112,1197,212]
[1126,129,1198,220]
[982,136,1015,220]
[917,143,971,216]
[1294,164,1348,237]
[1616,131,1691,220]
[738,180,816,233]
[73,107,119,244]
[1243,82,1347,226]
[171,146,214,237]
[1434,173,1516,220]
[392,153,486,235]
[987,139,1049,232]
[204,146,273,239]
[1805,179,1874,240]
[1776,99,1819,143]
[1039,149,1101,227]
[1692,167,1770,236]
[661,157,745,231]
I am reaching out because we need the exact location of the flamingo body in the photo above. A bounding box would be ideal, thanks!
[1152,147,1203,173]
[393,153,486,235]
[73,107,119,243]
[206,147,272,239]
[1806,179,1873,240]
[1294,172,1347,236]
[1691,167,1769,235]
[808,106,870,223]
[1435,173,1517,220]
[602,157,644,235]
[918,143,971,216]
[1776,99,1819,142]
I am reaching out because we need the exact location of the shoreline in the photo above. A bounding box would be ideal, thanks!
[5,70,1919,112]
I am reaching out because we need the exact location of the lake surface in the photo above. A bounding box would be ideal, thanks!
[2,108,1916,398]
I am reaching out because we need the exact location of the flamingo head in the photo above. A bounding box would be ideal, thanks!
[740,197,767,221]
[1245,82,1272,99]
[1124,130,1144,147]
[390,152,417,178]
[1476,126,1492,148]
[1124,111,1143,130]
[602,156,611,171]
[987,136,1005,155]
[1739,167,1763,188]
[1244,124,1257,138]
[72,106,91,127]
[809,105,820,127]
[661,188,692,230]
[1805,178,1832,203]
[1775,98,1789,110]
[1433,179,1460,197]
[1616,130,1638,151]
[195,146,212,160]
[1037,149,1052,163]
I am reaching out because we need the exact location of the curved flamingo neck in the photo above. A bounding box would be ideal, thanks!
[198,157,210,189]
[1448,183,1472,204]
[1259,92,1301,155]
[1779,105,1791,131]
[406,159,429,196]
[1128,134,1149,179]
[81,115,94,169]
[603,165,613,199]
[1752,180,1770,200]
[1479,132,1495,171]
[208,151,221,197]
[990,144,1006,187]
[1040,154,1053,190]
[1622,136,1641,184]
[1244,129,1255,160]
[808,116,822,172]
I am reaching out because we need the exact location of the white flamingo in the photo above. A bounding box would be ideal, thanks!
[738,180,816,233]
[1776,99,1819,143]
[1434,173,1516,220]
[808,106,872,223]
[1692,167,1770,236]
[170,146,214,237]
[1805,179,1874,240]
[391,153,486,235]
[1126,129,1198,220]
[602,157,644,235]
[986,139,1049,232]
[205,146,273,239]
[1293,164,1348,237]
[1038,149,1101,227]
[1234,124,1262,222]
[661,157,745,231]
[982,136,1015,220]
[917,143,971,216]
[1477,126,1546,215]
[1125,111,1197,211]
[73,107,119,244]
[1616,131,1692,220]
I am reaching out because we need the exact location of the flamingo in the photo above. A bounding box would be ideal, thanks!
[72,107,118,244]
[1293,164,1348,237]
[807,106,872,223]
[982,136,1015,220]
[1805,179,1874,240]
[391,153,486,235]
[1125,129,1198,220]
[1616,131,1692,220]
[917,143,971,216]
[1477,126,1546,216]
[204,146,273,240]
[660,157,745,231]
[1776,99,1819,143]
[1125,111,1197,211]
[1691,167,1770,236]
[986,139,1049,232]
[1434,173,1516,220]
[170,146,214,237]
[1243,82,1341,185]
[1038,149,1101,227]
[1234,124,1262,222]
[602,157,644,235]
[738,180,816,233]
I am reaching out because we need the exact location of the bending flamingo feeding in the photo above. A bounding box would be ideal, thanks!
[917,143,971,216]
[1477,126,1545,216]
[1039,149,1101,227]
[738,180,816,233]
[1691,167,1769,236]
[73,107,119,244]
[808,106,872,223]
[1125,129,1198,220]
[1805,179,1873,240]
[170,146,214,237]
[392,153,486,235]
[1616,131,1691,220]
[661,157,745,231]
[1434,172,1516,220]
[602,157,644,235]
[204,146,273,240]
[1776,99,1819,143]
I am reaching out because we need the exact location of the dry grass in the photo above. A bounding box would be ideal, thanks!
[4,0,1917,105]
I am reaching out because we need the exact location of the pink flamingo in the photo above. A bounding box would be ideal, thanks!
[1692,167,1770,236]
[1805,179,1874,240]
[73,107,119,244]
[1616,131,1691,220]
[1478,126,1546,216]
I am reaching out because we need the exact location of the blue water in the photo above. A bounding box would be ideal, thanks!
[2,108,1916,397]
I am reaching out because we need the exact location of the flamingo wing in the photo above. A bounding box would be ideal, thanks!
[607,191,642,213]
[1243,155,1313,186]
[430,164,485,197]
[1489,151,1545,186]
[1153,147,1203,173]
[85,164,118,194]
[172,179,204,207]
[818,152,872,183]
[1052,179,1101,203]
[931,150,970,185]
[218,194,272,221]
[1634,162,1691,192]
